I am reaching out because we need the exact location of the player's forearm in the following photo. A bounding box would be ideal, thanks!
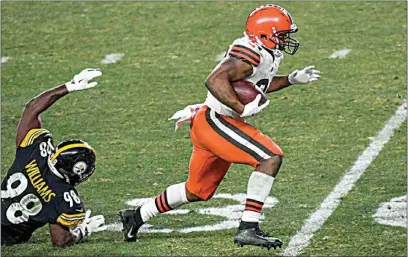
[266,75,292,93]
[51,228,84,247]
[52,236,75,247]
[51,231,79,247]
[205,77,245,114]
[25,84,69,115]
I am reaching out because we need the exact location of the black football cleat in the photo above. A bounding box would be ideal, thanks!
[234,227,283,250]
[118,207,144,242]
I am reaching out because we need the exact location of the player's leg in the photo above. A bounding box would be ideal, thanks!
[185,146,232,202]
[119,108,231,241]
[240,155,282,225]
[119,147,230,242]
[1,225,32,245]
[119,180,189,242]
[200,107,284,249]
[139,147,229,217]
[235,155,283,250]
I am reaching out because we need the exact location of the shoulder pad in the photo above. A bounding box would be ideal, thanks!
[19,129,52,148]
[228,37,262,67]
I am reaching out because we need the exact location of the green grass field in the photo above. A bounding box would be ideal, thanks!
[1,1,406,256]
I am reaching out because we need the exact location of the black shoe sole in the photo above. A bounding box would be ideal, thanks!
[234,239,282,250]
[118,211,137,242]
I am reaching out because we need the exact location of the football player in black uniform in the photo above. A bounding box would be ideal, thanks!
[1,68,106,247]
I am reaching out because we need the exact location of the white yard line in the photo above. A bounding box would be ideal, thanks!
[107,193,278,234]
[1,57,9,63]
[283,102,407,256]
[329,48,352,59]
[101,53,124,64]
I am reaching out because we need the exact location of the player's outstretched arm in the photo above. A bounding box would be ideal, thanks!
[266,75,292,93]
[266,65,320,93]
[15,68,102,147]
[204,58,253,115]
[49,210,106,247]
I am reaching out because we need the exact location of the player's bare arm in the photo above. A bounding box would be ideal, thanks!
[267,66,321,94]
[16,85,69,147]
[49,209,105,248]
[49,223,79,247]
[266,66,321,95]
[266,75,291,93]
[15,68,102,147]
[204,58,253,115]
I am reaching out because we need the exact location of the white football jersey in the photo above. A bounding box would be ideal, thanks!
[204,35,284,117]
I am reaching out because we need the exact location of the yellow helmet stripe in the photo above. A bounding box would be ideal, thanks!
[50,143,95,161]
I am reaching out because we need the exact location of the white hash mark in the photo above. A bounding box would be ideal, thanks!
[373,195,407,228]
[101,53,124,64]
[328,48,351,59]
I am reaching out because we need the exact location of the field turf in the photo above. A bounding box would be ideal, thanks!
[1,2,406,256]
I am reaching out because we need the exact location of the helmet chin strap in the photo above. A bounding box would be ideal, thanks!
[48,157,70,184]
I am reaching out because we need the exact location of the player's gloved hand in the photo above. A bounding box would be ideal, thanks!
[168,104,204,130]
[65,68,102,92]
[76,210,107,237]
[240,94,270,118]
[288,65,320,84]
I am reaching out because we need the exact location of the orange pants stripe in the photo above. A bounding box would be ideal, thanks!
[185,106,284,200]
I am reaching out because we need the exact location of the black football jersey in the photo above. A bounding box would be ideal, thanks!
[1,129,85,243]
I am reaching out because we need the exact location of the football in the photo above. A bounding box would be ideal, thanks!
[231,80,268,105]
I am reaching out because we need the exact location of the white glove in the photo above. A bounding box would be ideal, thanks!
[288,65,320,84]
[76,209,107,237]
[168,104,204,130]
[240,94,270,118]
[65,68,102,92]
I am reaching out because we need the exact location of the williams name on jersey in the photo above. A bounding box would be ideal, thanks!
[1,129,85,245]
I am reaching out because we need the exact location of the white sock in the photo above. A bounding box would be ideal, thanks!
[241,171,275,223]
[140,200,158,223]
[140,182,188,222]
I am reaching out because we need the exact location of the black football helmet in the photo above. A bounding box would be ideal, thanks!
[50,139,96,186]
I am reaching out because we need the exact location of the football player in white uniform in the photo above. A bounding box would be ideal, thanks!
[120,4,320,250]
